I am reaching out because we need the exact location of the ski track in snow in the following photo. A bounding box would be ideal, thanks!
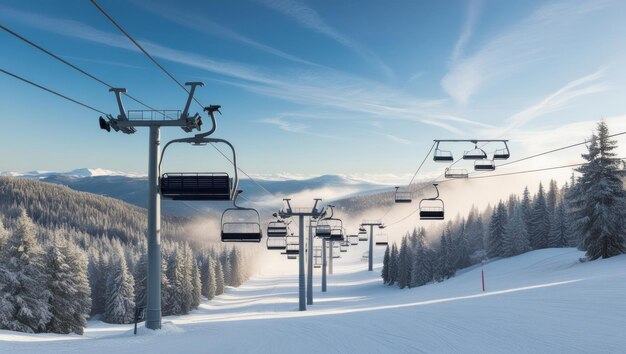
[1,246,626,353]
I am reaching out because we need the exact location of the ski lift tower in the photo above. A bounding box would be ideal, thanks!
[361,220,384,271]
[278,198,324,311]
[99,82,206,330]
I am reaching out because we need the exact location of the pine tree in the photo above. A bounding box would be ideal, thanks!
[410,241,433,287]
[573,121,626,259]
[546,180,558,214]
[167,247,186,315]
[89,251,109,316]
[221,251,232,287]
[205,255,217,300]
[161,256,172,316]
[381,245,390,284]
[396,236,410,289]
[133,251,148,309]
[388,244,399,285]
[215,256,225,295]
[230,248,243,287]
[191,258,201,308]
[528,183,550,249]
[105,244,135,324]
[547,201,569,248]
[521,186,532,233]
[0,219,8,252]
[487,201,507,258]
[0,210,51,333]
[502,206,530,257]
[46,236,91,334]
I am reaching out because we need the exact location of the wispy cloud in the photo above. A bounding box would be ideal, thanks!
[260,117,309,133]
[131,0,322,68]
[257,0,394,79]
[450,0,482,65]
[442,0,611,103]
[1,5,489,135]
[373,132,412,145]
[498,68,608,134]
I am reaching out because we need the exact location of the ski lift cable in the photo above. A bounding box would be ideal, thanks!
[91,0,280,202]
[0,68,108,115]
[0,24,158,111]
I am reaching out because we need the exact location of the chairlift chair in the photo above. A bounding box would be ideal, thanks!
[444,168,469,179]
[315,220,332,238]
[314,257,322,268]
[493,141,510,160]
[349,234,359,245]
[266,237,286,250]
[267,220,288,237]
[159,135,238,201]
[340,241,349,252]
[220,191,262,242]
[394,186,412,203]
[375,233,388,246]
[419,184,445,220]
[285,235,299,255]
[329,226,344,241]
[433,141,454,162]
[358,228,368,241]
[474,159,496,171]
[463,143,488,160]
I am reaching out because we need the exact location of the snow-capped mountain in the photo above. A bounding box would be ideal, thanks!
[0,168,146,178]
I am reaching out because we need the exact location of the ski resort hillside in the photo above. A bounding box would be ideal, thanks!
[1,247,625,353]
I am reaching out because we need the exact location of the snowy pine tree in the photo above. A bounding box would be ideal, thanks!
[215,256,225,295]
[104,244,135,324]
[230,248,243,287]
[573,121,626,259]
[381,245,390,284]
[46,236,91,334]
[528,183,551,249]
[0,210,51,333]
[396,236,410,289]
[133,251,148,309]
[387,244,399,285]
[191,258,201,308]
[487,201,507,258]
[204,255,217,300]
[548,201,569,248]
[502,206,530,257]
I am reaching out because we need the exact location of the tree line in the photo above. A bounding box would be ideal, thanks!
[383,120,625,288]
[0,177,255,334]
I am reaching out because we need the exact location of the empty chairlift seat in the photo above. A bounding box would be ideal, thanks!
[394,186,412,203]
[419,183,445,220]
[493,141,510,160]
[463,144,488,160]
[433,141,454,162]
[349,235,359,245]
[267,220,288,237]
[444,168,468,179]
[330,227,344,241]
[220,198,263,242]
[340,241,349,252]
[159,135,240,201]
[474,159,496,171]
[285,236,299,255]
[358,228,368,241]
[266,237,286,250]
[375,233,388,246]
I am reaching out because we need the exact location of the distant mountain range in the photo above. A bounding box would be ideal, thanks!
[1,168,392,217]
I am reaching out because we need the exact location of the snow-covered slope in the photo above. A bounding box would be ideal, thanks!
[0,168,145,178]
[1,247,625,353]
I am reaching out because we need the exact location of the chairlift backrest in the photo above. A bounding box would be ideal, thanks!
[394,186,412,203]
[493,141,510,160]
[474,159,496,171]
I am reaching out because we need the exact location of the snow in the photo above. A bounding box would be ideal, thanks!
[0,168,146,178]
[2,246,625,353]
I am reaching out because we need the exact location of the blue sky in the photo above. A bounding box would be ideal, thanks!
[1,0,626,184]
